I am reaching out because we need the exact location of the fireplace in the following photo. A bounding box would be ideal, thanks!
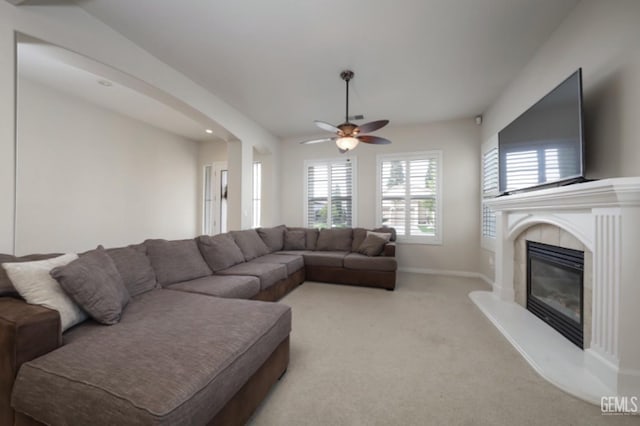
[527,241,584,348]
[475,178,640,401]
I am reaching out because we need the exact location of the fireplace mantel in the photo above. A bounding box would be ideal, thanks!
[471,177,640,404]
[486,177,640,211]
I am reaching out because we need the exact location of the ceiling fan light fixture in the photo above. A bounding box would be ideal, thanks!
[335,137,359,151]
[301,69,391,152]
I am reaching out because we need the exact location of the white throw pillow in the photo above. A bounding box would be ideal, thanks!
[366,231,392,242]
[2,253,87,331]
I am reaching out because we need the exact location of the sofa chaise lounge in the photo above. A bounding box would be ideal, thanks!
[0,226,396,425]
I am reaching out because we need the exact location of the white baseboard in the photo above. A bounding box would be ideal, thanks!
[478,274,495,287]
[398,267,495,288]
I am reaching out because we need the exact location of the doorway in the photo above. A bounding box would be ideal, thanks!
[203,161,228,235]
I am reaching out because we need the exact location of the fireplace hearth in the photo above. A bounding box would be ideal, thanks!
[527,241,584,348]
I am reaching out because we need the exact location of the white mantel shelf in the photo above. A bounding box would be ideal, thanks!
[485,177,640,211]
[474,177,640,404]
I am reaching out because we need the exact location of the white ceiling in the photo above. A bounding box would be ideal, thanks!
[75,0,578,139]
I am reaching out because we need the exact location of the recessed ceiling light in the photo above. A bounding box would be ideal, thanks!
[205,129,213,134]
[97,80,113,87]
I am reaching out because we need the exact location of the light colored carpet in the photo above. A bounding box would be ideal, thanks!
[248,273,636,425]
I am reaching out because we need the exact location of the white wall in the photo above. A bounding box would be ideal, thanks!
[281,119,481,273]
[0,8,16,253]
[479,0,640,281]
[199,140,228,165]
[483,0,640,177]
[15,77,199,254]
[0,2,281,254]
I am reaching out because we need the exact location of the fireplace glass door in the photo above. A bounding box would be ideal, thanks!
[527,241,584,348]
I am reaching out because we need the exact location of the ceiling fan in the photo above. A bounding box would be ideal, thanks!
[301,70,391,153]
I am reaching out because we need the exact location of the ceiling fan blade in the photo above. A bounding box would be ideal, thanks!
[358,135,392,145]
[314,120,341,133]
[300,137,335,145]
[357,119,389,134]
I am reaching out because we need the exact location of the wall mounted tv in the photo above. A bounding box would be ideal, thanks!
[498,69,585,195]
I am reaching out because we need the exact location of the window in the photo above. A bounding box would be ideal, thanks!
[482,144,499,245]
[377,152,442,244]
[252,161,261,228]
[220,169,228,233]
[203,165,213,235]
[304,158,355,228]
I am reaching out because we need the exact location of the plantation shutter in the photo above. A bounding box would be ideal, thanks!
[482,147,498,238]
[306,160,353,228]
[380,154,439,238]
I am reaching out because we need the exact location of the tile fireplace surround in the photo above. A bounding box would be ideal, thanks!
[471,177,640,404]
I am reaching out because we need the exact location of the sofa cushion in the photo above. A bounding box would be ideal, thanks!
[231,229,270,261]
[367,230,392,242]
[287,227,319,250]
[356,234,388,257]
[316,228,353,252]
[283,230,306,250]
[351,228,368,252]
[106,244,158,297]
[166,275,260,300]
[276,250,314,256]
[2,253,86,332]
[11,290,291,426]
[372,226,397,242]
[0,253,61,296]
[145,239,212,286]
[197,234,245,272]
[256,225,286,252]
[344,253,397,272]
[51,248,130,325]
[302,251,349,268]
[249,254,304,275]
[216,262,287,290]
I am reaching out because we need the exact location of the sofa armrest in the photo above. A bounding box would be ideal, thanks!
[0,297,61,425]
[383,242,396,257]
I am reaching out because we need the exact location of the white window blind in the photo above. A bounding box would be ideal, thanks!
[305,159,354,228]
[377,152,441,243]
[483,147,499,194]
[482,147,498,239]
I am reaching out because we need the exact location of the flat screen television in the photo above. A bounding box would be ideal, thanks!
[498,69,585,194]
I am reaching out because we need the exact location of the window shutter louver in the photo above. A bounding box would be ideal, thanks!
[305,160,354,228]
[379,152,441,241]
[482,147,498,239]
[483,148,498,194]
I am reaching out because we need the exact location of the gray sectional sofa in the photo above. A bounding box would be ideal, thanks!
[0,225,396,425]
